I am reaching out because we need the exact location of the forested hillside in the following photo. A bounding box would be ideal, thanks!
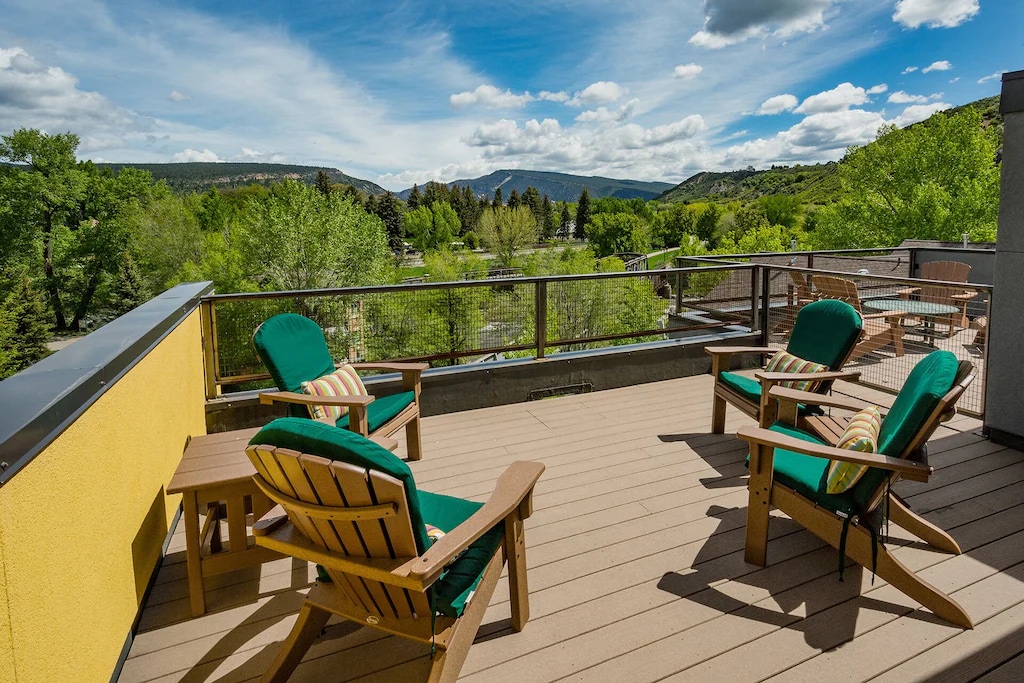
[657,164,840,205]
[97,162,386,195]
[407,169,673,203]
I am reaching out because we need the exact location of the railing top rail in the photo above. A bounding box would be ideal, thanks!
[757,262,994,290]
[676,245,995,262]
[200,262,757,303]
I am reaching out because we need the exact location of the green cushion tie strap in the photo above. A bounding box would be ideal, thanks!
[837,512,854,581]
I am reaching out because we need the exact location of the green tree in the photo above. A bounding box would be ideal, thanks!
[405,201,460,252]
[407,184,422,210]
[691,202,722,245]
[234,178,390,291]
[575,188,591,239]
[0,273,52,378]
[813,108,1000,248]
[372,191,406,250]
[540,195,557,240]
[477,206,538,266]
[653,203,697,248]
[759,194,803,230]
[585,212,651,257]
[492,187,503,208]
[0,129,88,329]
[315,170,333,196]
[111,253,152,315]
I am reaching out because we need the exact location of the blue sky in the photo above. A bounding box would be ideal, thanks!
[0,0,1018,190]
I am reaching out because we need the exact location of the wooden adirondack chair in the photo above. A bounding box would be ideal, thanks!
[901,260,976,333]
[706,299,863,433]
[254,313,428,460]
[245,418,545,682]
[737,351,975,628]
[813,275,906,361]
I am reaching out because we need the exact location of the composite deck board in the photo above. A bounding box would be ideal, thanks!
[121,374,1021,683]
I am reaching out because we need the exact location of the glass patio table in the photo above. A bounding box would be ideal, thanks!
[862,298,960,346]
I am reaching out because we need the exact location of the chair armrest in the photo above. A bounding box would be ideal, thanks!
[398,460,546,583]
[896,287,919,298]
[258,390,375,407]
[736,426,931,482]
[348,362,429,373]
[754,370,860,384]
[767,385,877,413]
[862,310,906,321]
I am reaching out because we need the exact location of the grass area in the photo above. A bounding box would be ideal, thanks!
[647,248,681,269]
[397,266,428,280]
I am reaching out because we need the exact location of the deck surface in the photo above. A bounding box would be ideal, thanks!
[122,373,1024,683]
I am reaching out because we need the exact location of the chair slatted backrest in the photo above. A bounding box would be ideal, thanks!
[789,271,816,304]
[812,275,864,315]
[918,261,971,306]
[247,443,432,620]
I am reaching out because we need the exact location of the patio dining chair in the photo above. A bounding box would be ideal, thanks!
[706,298,863,433]
[900,260,976,335]
[246,418,545,682]
[813,275,906,361]
[254,313,427,460]
[737,350,975,628]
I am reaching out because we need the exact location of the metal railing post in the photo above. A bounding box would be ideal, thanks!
[760,267,772,346]
[750,266,760,336]
[200,299,219,399]
[535,279,548,359]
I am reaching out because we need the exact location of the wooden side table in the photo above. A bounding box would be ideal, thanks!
[168,426,398,617]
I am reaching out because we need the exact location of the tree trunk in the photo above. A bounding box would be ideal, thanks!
[42,210,67,330]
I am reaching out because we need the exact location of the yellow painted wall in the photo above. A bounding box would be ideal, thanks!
[0,309,206,683]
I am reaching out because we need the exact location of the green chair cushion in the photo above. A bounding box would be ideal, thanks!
[719,371,761,404]
[248,418,431,553]
[254,314,335,393]
[419,490,504,618]
[719,371,810,415]
[756,422,861,516]
[787,299,863,369]
[877,350,958,457]
[336,391,416,432]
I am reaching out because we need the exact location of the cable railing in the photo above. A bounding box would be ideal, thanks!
[200,263,757,397]
[201,253,992,416]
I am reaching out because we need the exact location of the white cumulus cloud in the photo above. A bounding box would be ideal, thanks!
[902,66,919,74]
[449,84,535,109]
[866,84,888,95]
[922,60,952,73]
[757,94,799,115]
[888,90,929,104]
[978,71,1005,84]
[171,148,221,162]
[893,0,979,29]
[569,81,627,106]
[673,63,703,80]
[795,82,873,114]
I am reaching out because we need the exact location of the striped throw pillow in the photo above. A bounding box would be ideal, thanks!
[826,406,882,494]
[764,350,828,392]
[300,365,367,421]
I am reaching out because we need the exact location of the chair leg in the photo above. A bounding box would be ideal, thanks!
[744,443,773,566]
[711,392,727,434]
[843,523,973,629]
[889,496,962,555]
[505,513,530,631]
[262,602,332,683]
[406,415,423,461]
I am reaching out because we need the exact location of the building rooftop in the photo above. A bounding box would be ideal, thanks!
[120,374,1023,682]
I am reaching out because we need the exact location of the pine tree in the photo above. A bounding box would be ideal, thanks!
[112,254,152,315]
[507,188,521,209]
[2,275,52,376]
[541,195,556,240]
[408,184,421,210]
[492,187,503,208]
[575,188,591,240]
[373,192,406,250]
[315,170,333,196]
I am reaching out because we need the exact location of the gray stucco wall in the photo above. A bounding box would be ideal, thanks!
[985,69,1024,447]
